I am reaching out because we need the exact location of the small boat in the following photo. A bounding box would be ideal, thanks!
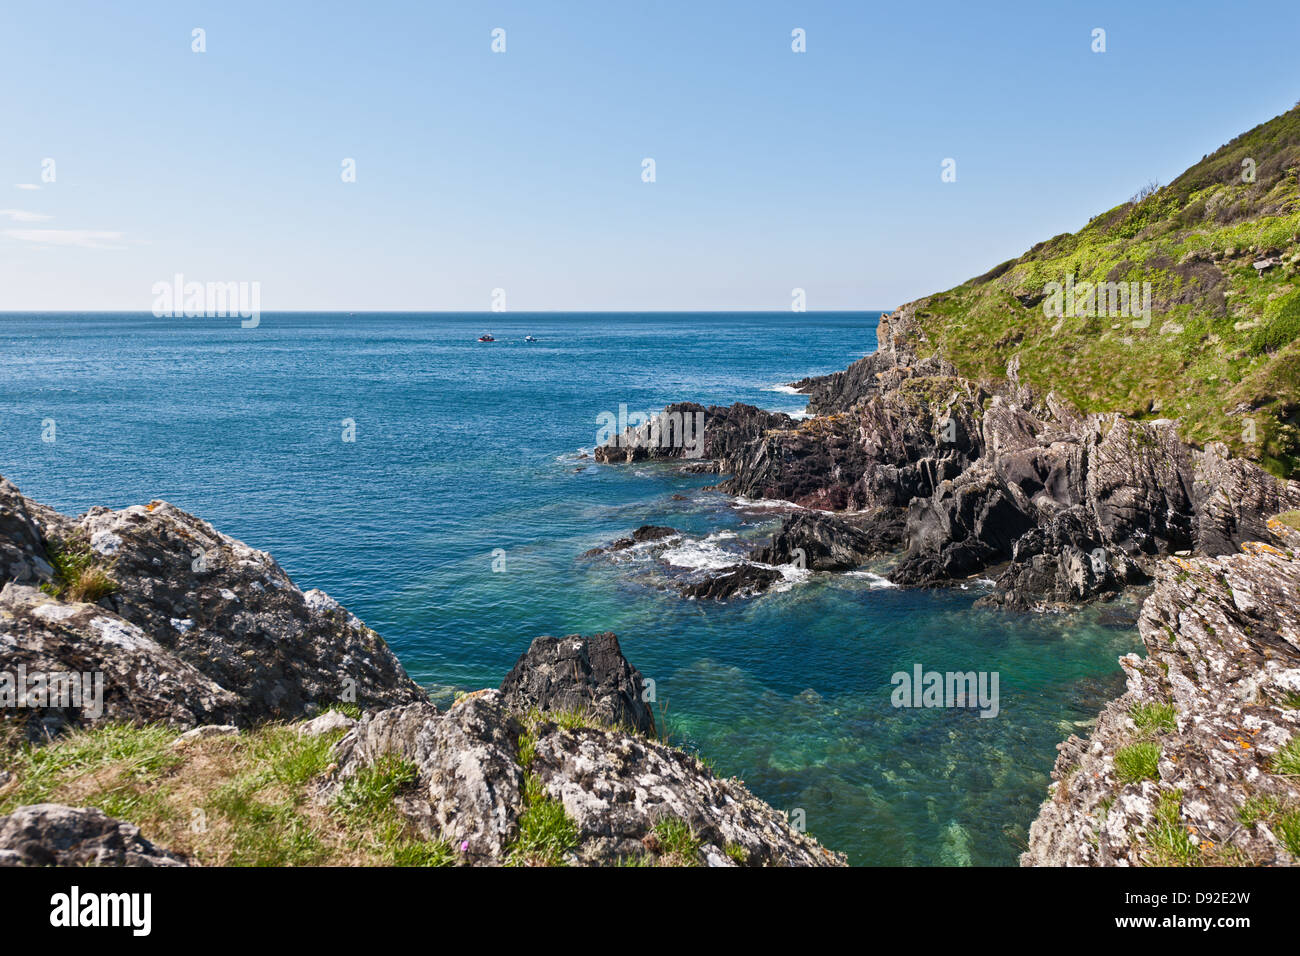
[478,333,495,342]
[524,335,537,342]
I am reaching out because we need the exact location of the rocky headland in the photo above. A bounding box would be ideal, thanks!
[593,306,1300,611]
[0,476,843,867]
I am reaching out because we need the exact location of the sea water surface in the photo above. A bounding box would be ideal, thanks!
[0,311,1140,865]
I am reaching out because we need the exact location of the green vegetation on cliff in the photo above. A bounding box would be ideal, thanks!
[906,104,1300,477]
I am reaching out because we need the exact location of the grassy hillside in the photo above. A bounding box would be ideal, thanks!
[909,104,1300,477]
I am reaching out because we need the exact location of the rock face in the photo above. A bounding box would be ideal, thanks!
[0,804,187,867]
[330,694,526,863]
[500,633,656,736]
[328,635,846,866]
[751,511,901,571]
[0,477,425,736]
[528,724,842,866]
[1022,515,1300,866]
[593,304,1300,609]
[678,563,782,600]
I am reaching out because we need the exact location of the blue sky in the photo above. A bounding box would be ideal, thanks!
[1,0,1296,312]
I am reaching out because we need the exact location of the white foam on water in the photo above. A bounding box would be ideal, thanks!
[761,383,802,394]
[844,570,898,589]
[661,535,744,571]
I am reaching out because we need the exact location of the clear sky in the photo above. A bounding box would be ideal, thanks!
[1,0,1296,312]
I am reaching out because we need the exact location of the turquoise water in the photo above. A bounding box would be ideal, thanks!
[0,312,1140,865]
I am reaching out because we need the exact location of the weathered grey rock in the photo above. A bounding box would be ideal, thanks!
[298,710,356,737]
[1023,516,1300,866]
[172,724,240,746]
[1,583,243,740]
[500,633,656,735]
[329,693,525,863]
[0,476,426,735]
[0,803,186,867]
[529,725,845,866]
[328,685,846,867]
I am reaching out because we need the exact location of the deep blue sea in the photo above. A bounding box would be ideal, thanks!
[0,311,1140,865]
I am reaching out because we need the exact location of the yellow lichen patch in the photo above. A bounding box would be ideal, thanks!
[1241,541,1285,557]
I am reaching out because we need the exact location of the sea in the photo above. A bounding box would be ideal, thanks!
[0,311,1142,865]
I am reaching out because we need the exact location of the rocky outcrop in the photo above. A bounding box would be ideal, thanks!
[0,478,52,587]
[592,303,1300,610]
[581,526,784,601]
[1022,515,1300,866]
[500,633,656,735]
[751,511,902,570]
[582,525,678,556]
[330,694,525,863]
[0,804,186,867]
[527,723,843,866]
[327,636,845,866]
[678,563,782,600]
[0,477,425,736]
[2,481,848,867]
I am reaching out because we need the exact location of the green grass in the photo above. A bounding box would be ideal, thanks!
[1273,735,1300,776]
[332,754,419,817]
[1115,742,1163,783]
[1144,790,1199,866]
[1237,794,1300,860]
[1130,701,1178,736]
[0,718,456,867]
[724,842,748,864]
[506,773,580,866]
[39,535,118,603]
[650,816,702,867]
[904,104,1300,478]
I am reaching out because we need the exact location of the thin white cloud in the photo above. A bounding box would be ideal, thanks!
[14,184,41,190]
[0,209,53,223]
[3,228,125,250]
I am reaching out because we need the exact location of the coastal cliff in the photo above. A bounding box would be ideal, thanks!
[0,476,843,867]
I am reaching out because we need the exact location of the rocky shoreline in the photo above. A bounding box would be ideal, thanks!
[593,305,1300,611]
[0,477,843,867]
[592,303,1300,866]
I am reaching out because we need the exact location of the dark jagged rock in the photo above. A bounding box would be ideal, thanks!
[0,477,426,735]
[499,633,656,735]
[594,402,793,466]
[590,302,1300,609]
[0,803,187,867]
[0,478,52,587]
[679,563,782,600]
[751,511,901,570]
[582,525,679,556]
[1023,516,1300,866]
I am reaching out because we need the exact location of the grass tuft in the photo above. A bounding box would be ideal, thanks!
[1115,742,1162,783]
